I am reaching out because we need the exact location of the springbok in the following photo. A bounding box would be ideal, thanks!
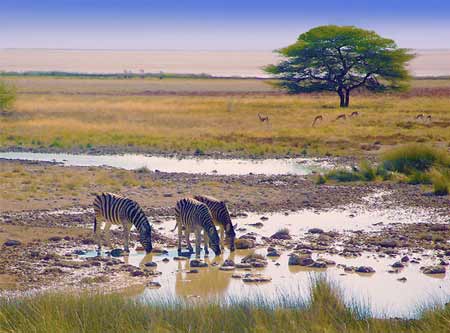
[415,114,425,120]
[349,111,359,118]
[336,114,346,121]
[258,113,269,123]
[312,115,323,127]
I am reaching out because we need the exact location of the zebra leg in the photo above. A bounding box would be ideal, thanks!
[203,231,209,255]
[104,222,112,249]
[220,226,225,250]
[94,214,103,253]
[185,228,193,253]
[122,220,131,252]
[177,218,183,255]
[194,228,202,257]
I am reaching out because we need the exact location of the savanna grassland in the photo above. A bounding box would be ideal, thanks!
[1,76,449,157]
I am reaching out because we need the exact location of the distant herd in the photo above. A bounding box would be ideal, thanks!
[256,112,433,128]
[93,192,236,257]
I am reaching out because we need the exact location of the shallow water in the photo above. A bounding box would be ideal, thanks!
[0,152,334,175]
[82,203,449,318]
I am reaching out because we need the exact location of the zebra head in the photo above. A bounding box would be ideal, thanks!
[225,222,236,252]
[208,226,221,256]
[139,224,152,253]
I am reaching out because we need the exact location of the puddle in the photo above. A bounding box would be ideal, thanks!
[0,152,336,175]
[79,202,449,319]
[81,248,449,319]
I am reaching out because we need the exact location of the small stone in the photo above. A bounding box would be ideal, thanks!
[48,236,62,242]
[267,250,281,257]
[355,266,375,273]
[187,269,199,274]
[232,273,242,279]
[219,266,235,271]
[242,273,272,283]
[162,258,170,263]
[130,270,145,277]
[73,250,86,255]
[147,281,161,288]
[401,256,410,263]
[308,228,324,234]
[235,238,255,249]
[422,266,446,274]
[3,239,21,246]
[311,261,327,269]
[190,259,208,268]
[378,239,398,248]
[110,249,124,257]
[392,261,404,268]
[235,263,252,269]
[145,261,157,267]
[288,254,314,266]
[222,259,235,267]
[397,277,407,282]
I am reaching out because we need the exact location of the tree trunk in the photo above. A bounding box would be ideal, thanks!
[338,89,345,107]
[344,89,350,107]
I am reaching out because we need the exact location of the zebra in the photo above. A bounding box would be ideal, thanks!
[93,192,152,253]
[173,198,221,257]
[194,195,236,251]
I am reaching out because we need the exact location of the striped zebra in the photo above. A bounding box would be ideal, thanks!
[194,195,236,251]
[93,192,152,253]
[173,198,221,256]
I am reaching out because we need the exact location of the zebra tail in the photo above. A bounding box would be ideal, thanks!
[170,221,178,232]
[94,216,97,233]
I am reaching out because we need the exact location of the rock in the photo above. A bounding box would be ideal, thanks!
[3,239,21,246]
[145,261,157,267]
[235,263,252,269]
[187,269,199,274]
[429,224,449,232]
[392,261,404,268]
[242,273,272,283]
[232,273,243,279]
[248,222,264,228]
[270,230,291,240]
[401,255,410,263]
[260,216,269,221]
[355,266,375,273]
[288,254,314,266]
[397,277,407,282]
[267,249,281,257]
[308,228,324,234]
[311,261,327,269]
[378,239,398,248]
[130,270,145,277]
[222,259,235,267]
[219,266,235,271]
[48,236,62,242]
[316,258,336,266]
[162,258,170,263]
[190,259,208,268]
[163,193,173,197]
[147,281,161,288]
[173,256,188,261]
[81,238,95,245]
[152,248,169,255]
[422,266,446,274]
[73,249,86,255]
[110,249,125,257]
[235,238,255,249]
[43,267,64,275]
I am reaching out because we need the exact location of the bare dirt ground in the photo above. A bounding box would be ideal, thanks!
[0,159,449,295]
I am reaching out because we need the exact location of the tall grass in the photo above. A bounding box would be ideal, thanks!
[0,280,448,332]
[381,144,450,174]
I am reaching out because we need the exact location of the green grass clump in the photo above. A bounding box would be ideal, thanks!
[430,168,450,195]
[0,280,449,332]
[325,169,362,182]
[382,144,450,174]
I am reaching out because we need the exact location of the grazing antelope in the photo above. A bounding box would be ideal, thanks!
[258,113,269,123]
[173,198,221,257]
[336,114,346,121]
[415,114,425,120]
[93,193,152,253]
[349,111,359,118]
[312,115,323,127]
[426,115,432,122]
[194,195,236,251]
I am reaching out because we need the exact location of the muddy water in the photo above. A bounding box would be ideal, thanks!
[81,203,449,318]
[0,152,335,176]
[82,248,449,319]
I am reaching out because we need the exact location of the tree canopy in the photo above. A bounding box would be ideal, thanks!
[265,25,414,107]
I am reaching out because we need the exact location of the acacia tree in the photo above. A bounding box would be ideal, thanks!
[265,25,414,107]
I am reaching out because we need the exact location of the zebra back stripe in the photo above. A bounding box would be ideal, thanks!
[194,195,234,234]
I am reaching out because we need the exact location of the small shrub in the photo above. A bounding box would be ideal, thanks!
[136,166,151,173]
[376,165,392,180]
[325,169,361,182]
[359,160,377,181]
[382,144,450,174]
[430,168,449,196]
[316,175,326,185]
[407,171,432,185]
[0,81,16,111]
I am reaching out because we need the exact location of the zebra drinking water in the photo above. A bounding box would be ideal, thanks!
[194,195,236,251]
[173,198,221,257]
[93,192,152,253]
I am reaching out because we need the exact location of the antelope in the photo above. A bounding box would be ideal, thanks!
[312,115,323,127]
[426,115,432,122]
[258,113,269,123]
[349,111,359,118]
[415,114,425,120]
[336,114,346,121]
